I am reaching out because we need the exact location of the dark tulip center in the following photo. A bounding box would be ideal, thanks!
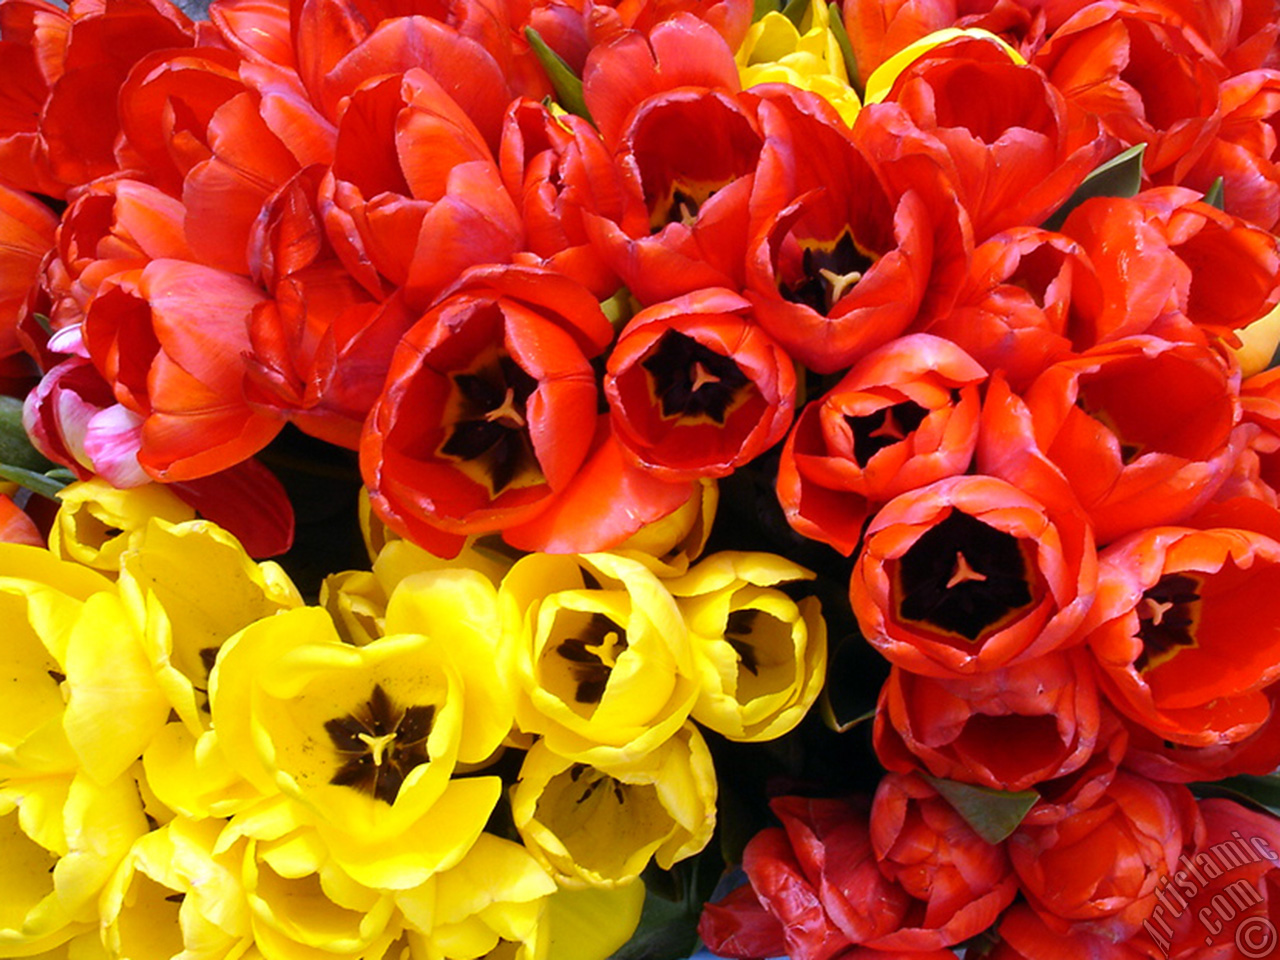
[568,762,628,806]
[325,683,435,805]
[848,401,931,467]
[438,355,542,495]
[894,509,1036,641]
[640,329,750,424]
[1134,572,1201,672]
[781,230,876,314]
[557,612,629,704]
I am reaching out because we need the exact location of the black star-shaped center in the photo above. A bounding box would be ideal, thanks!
[325,684,435,805]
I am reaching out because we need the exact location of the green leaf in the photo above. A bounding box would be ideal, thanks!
[0,464,69,500]
[1203,176,1225,210]
[827,3,861,95]
[923,775,1038,844]
[525,27,593,123]
[1041,143,1146,232]
[753,0,782,20]
[1192,774,1280,818]
[780,0,808,27]
[0,396,54,473]
[614,859,721,960]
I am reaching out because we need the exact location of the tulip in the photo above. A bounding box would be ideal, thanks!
[501,551,698,764]
[360,266,612,559]
[1008,773,1198,945]
[0,183,56,361]
[209,607,502,889]
[1015,336,1245,545]
[867,772,1018,952]
[82,259,286,482]
[398,833,555,956]
[668,550,826,742]
[850,473,1095,677]
[48,478,195,574]
[1084,524,1280,747]
[99,817,252,960]
[777,333,986,554]
[510,723,716,887]
[604,289,797,481]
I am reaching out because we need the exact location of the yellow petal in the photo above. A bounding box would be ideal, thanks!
[49,479,194,574]
[862,27,1025,104]
[541,882,644,960]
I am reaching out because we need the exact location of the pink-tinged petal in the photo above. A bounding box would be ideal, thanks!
[83,403,148,488]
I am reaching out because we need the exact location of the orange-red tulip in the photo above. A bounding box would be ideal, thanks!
[361,265,613,558]
[850,472,1096,677]
[319,68,522,309]
[746,95,934,373]
[1009,773,1199,946]
[777,333,985,555]
[244,164,392,449]
[1033,4,1224,181]
[874,648,1101,792]
[1084,524,1280,747]
[82,259,284,481]
[604,288,795,480]
[867,772,1018,952]
[1017,336,1245,544]
[0,183,56,364]
[857,35,1106,242]
[920,227,1088,389]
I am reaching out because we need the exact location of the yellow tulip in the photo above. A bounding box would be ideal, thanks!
[100,817,251,960]
[540,883,645,960]
[119,518,301,737]
[321,570,387,646]
[210,608,500,889]
[668,552,827,741]
[501,553,699,765]
[397,834,555,959]
[510,723,716,888]
[242,831,403,960]
[613,479,718,577]
[736,0,860,125]
[0,770,149,955]
[49,479,194,575]
[1233,300,1280,377]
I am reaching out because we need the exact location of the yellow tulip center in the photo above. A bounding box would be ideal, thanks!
[557,612,629,705]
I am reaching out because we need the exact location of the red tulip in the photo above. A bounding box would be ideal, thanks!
[360,265,612,558]
[874,648,1101,792]
[1009,773,1199,946]
[920,227,1088,389]
[0,0,69,195]
[0,183,56,364]
[319,68,522,309]
[82,259,284,480]
[604,288,795,481]
[857,34,1106,242]
[1033,4,1224,181]
[867,772,1018,952]
[745,96,934,374]
[41,178,191,331]
[1084,524,1280,747]
[244,165,394,449]
[776,333,985,555]
[0,494,42,547]
[498,99,641,298]
[1018,336,1245,544]
[580,85,763,305]
[850,472,1096,677]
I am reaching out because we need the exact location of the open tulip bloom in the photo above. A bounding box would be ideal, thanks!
[7,0,1280,958]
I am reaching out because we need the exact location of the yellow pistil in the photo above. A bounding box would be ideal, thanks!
[358,730,398,766]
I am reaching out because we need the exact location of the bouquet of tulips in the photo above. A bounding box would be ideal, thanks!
[6,0,1280,957]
